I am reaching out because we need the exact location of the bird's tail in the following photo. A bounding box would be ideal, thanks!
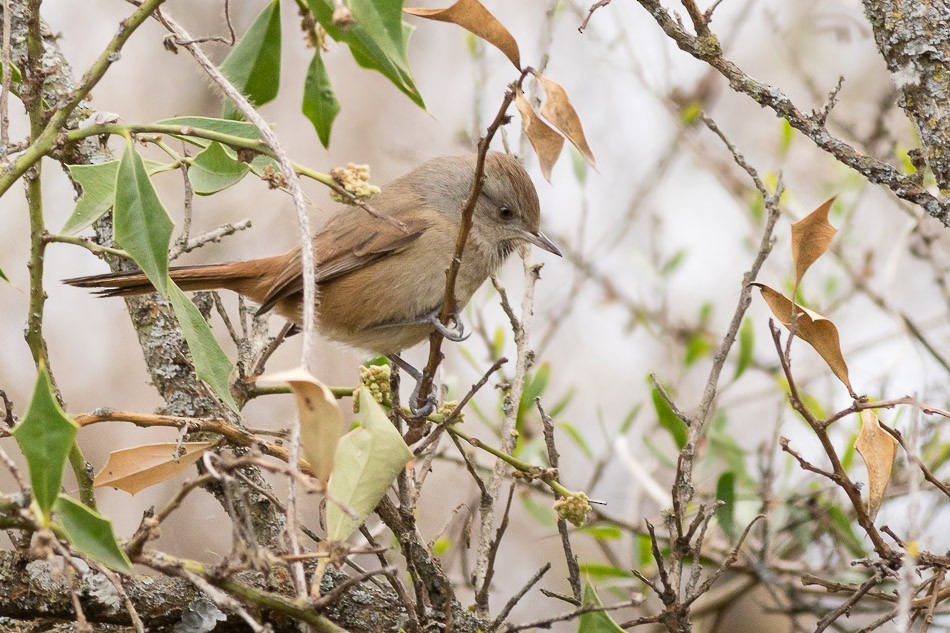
[64,261,262,298]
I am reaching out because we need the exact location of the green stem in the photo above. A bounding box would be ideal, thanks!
[0,0,167,199]
[446,425,574,498]
[65,122,337,186]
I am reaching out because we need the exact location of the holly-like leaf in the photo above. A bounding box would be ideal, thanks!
[220,0,282,119]
[54,496,134,574]
[113,141,173,296]
[535,73,595,167]
[188,142,251,195]
[93,442,217,495]
[325,387,412,542]
[405,0,521,69]
[12,366,79,520]
[167,283,239,412]
[752,283,852,392]
[63,160,167,236]
[791,198,837,287]
[308,0,424,108]
[258,368,343,485]
[854,410,898,521]
[514,87,563,182]
[302,52,341,149]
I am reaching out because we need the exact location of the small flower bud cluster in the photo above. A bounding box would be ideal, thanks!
[352,364,392,413]
[438,400,464,423]
[330,163,381,203]
[554,491,591,526]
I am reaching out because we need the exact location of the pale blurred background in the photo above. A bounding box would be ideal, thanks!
[1,0,948,630]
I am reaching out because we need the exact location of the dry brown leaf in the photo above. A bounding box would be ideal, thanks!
[534,73,596,167]
[752,283,852,392]
[855,410,898,521]
[258,368,343,485]
[93,442,216,495]
[792,198,837,287]
[405,0,521,70]
[514,87,564,182]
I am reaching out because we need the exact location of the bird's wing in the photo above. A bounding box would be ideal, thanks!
[256,210,430,315]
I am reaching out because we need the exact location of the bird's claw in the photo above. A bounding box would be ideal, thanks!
[428,313,470,342]
[409,385,437,418]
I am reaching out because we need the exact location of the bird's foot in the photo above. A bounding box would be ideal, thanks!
[427,312,469,342]
[387,354,437,418]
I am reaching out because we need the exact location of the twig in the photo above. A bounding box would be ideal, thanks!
[491,563,551,631]
[414,67,531,418]
[578,0,612,33]
[539,399,582,602]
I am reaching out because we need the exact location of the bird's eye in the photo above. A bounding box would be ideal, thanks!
[498,205,514,221]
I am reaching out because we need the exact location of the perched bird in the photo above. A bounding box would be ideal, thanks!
[66,152,560,411]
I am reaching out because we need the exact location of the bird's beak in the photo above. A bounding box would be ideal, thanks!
[521,230,562,257]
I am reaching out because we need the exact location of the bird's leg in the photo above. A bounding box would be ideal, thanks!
[424,310,470,342]
[388,354,436,417]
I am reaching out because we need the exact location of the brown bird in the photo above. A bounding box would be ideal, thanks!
[66,152,560,410]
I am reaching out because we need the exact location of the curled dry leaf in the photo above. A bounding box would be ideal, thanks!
[404,0,521,70]
[752,283,852,393]
[258,368,343,485]
[791,197,837,287]
[514,87,564,182]
[854,410,898,521]
[93,442,217,495]
[534,72,596,167]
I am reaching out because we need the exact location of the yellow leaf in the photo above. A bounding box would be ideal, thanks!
[405,0,521,70]
[93,442,216,495]
[854,410,898,521]
[534,73,596,167]
[258,368,343,485]
[514,87,564,182]
[791,198,837,287]
[753,283,852,392]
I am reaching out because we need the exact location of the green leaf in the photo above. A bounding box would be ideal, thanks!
[518,362,550,426]
[54,496,134,574]
[325,387,412,541]
[651,385,687,450]
[188,142,251,195]
[733,318,754,380]
[636,533,653,569]
[113,141,173,296]
[167,283,239,413]
[302,52,341,148]
[715,471,737,541]
[576,524,624,541]
[220,0,282,118]
[577,564,632,581]
[578,582,625,633]
[12,366,79,520]
[778,118,794,158]
[684,334,712,366]
[155,116,265,144]
[63,160,166,235]
[520,491,556,525]
[308,0,424,108]
[0,266,9,284]
[561,421,593,461]
[826,503,866,558]
[660,249,687,276]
